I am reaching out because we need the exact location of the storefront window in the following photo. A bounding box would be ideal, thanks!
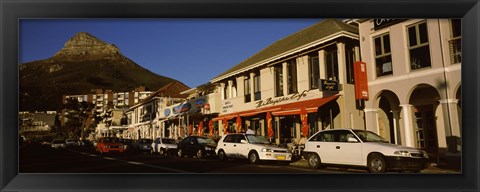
[287,59,298,94]
[308,53,320,89]
[274,65,283,97]
[374,33,393,77]
[408,22,431,70]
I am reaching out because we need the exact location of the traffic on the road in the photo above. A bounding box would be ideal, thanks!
[20,131,460,174]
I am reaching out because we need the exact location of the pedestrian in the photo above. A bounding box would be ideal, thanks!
[246,126,255,134]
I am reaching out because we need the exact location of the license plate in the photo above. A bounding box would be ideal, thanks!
[276,156,286,160]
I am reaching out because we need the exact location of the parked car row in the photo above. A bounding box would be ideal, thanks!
[50,139,91,149]
[52,128,431,173]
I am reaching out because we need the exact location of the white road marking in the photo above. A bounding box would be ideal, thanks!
[75,151,191,173]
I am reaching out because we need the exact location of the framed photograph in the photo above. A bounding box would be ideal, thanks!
[2,0,479,192]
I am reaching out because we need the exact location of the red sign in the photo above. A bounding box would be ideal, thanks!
[300,108,309,137]
[354,61,369,100]
[266,112,274,138]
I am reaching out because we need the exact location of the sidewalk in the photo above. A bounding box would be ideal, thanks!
[289,158,461,173]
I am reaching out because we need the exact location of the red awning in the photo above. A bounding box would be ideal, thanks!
[272,95,340,116]
[213,94,340,120]
[212,114,237,121]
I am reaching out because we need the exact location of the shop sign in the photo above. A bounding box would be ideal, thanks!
[196,98,206,108]
[374,19,406,30]
[173,103,191,114]
[222,101,234,113]
[255,90,310,108]
[164,109,171,117]
[320,79,339,92]
[354,61,369,100]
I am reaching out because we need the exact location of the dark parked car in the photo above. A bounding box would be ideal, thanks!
[119,138,135,152]
[177,136,217,159]
[133,138,153,153]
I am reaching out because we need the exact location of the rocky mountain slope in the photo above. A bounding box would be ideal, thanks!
[20,32,187,112]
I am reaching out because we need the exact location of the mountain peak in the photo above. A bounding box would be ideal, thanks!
[53,32,122,60]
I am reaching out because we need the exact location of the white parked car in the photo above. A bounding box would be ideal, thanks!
[215,133,292,164]
[303,128,430,173]
[151,137,178,156]
[51,139,67,149]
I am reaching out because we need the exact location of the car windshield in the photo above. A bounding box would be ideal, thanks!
[246,135,271,144]
[139,139,152,143]
[121,139,133,143]
[161,138,176,144]
[197,138,216,145]
[52,140,64,144]
[353,130,389,143]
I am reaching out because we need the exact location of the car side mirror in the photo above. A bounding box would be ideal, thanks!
[240,140,247,144]
[348,137,359,142]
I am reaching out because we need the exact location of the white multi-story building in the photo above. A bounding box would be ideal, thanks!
[357,19,461,162]
[61,86,154,127]
[124,81,190,140]
[209,19,363,145]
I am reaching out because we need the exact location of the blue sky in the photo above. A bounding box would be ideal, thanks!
[20,19,321,88]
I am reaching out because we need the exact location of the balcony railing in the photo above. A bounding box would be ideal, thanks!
[449,37,462,64]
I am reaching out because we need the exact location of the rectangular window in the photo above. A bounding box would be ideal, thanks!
[408,22,431,70]
[308,53,320,89]
[325,47,338,81]
[374,33,393,77]
[274,65,283,97]
[223,85,228,99]
[287,59,298,94]
[254,72,261,101]
[244,77,251,103]
[449,19,461,64]
[345,46,355,84]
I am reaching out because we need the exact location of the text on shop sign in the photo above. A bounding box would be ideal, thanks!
[255,90,310,108]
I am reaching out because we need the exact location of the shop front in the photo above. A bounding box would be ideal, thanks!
[213,93,340,145]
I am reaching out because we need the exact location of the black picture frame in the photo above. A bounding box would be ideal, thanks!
[1,0,479,192]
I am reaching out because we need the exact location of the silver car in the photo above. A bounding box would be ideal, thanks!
[151,137,178,156]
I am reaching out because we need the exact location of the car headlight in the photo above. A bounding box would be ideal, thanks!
[423,151,429,158]
[394,151,410,156]
[205,147,213,151]
[261,148,273,152]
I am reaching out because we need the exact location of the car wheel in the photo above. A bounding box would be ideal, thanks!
[308,153,321,169]
[177,149,183,158]
[368,153,386,173]
[196,149,203,159]
[218,150,227,161]
[159,148,166,156]
[248,151,260,164]
[150,149,155,155]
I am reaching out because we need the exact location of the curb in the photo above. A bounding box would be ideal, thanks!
[289,159,461,173]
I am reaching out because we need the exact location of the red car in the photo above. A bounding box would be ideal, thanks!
[95,137,125,154]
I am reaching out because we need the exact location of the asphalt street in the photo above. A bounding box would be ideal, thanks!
[19,143,460,174]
